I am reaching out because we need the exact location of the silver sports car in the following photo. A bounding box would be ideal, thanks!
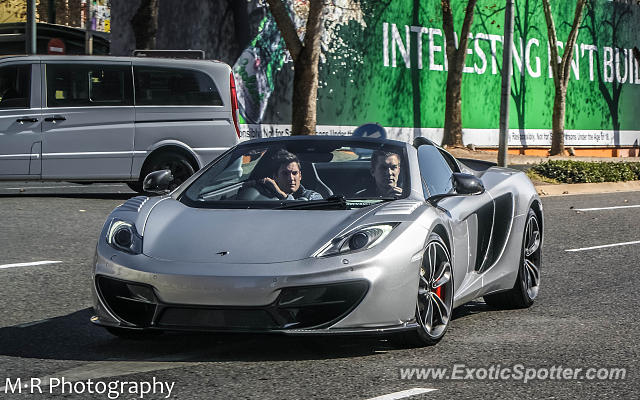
[91,136,543,345]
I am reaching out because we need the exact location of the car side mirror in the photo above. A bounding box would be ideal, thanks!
[453,172,485,195]
[143,169,174,194]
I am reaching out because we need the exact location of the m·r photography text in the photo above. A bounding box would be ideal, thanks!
[3,377,175,399]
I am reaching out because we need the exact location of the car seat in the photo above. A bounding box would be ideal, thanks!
[301,161,333,198]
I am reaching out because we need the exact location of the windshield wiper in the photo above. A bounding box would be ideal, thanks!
[275,194,348,210]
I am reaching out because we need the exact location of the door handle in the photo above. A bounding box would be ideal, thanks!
[44,116,66,122]
[16,117,38,123]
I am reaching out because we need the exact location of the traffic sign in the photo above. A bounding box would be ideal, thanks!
[47,38,66,55]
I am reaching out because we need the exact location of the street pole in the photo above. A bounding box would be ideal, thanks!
[26,0,37,54]
[498,0,514,167]
[48,0,56,23]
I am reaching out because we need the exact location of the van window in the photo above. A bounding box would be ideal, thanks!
[134,67,223,106]
[46,64,133,107]
[0,64,31,109]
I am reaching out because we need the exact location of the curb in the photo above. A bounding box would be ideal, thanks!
[535,180,640,196]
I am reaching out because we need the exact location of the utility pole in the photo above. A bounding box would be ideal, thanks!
[26,0,37,54]
[48,0,56,23]
[498,0,514,167]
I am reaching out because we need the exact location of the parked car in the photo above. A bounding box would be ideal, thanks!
[0,55,240,191]
[91,135,543,345]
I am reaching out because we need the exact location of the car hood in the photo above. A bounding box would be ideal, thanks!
[140,199,376,263]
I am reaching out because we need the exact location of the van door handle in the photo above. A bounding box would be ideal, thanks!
[16,117,38,123]
[44,116,66,122]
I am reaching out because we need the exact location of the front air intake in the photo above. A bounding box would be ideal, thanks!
[96,276,158,327]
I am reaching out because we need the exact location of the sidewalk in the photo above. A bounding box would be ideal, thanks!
[447,147,640,165]
[447,147,640,197]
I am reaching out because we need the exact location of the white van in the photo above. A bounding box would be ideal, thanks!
[0,55,240,191]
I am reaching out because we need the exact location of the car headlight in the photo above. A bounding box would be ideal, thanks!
[106,219,143,254]
[313,224,398,257]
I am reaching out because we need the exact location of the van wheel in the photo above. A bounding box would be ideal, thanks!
[141,153,195,191]
[126,181,143,192]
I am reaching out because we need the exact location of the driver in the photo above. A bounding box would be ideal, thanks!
[259,149,323,201]
[356,150,403,198]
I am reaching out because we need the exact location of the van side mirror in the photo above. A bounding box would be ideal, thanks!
[453,172,485,195]
[143,170,174,194]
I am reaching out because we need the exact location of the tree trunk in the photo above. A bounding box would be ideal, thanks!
[291,45,320,135]
[131,0,159,50]
[550,85,566,155]
[227,0,250,60]
[441,0,477,147]
[443,64,463,146]
[543,0,586,156]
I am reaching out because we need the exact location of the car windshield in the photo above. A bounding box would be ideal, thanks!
[179,139,409,209]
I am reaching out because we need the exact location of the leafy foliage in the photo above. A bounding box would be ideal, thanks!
[531,160,640,183]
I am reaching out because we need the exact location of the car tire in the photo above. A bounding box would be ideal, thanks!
[135,152,196,193]
[484,208,541,309]
[105,326,163,340]
[401,232,454,347]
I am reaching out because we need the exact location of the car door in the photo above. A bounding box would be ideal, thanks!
[0,62,42,178]
[417,144,494,299]
[41,60,134,180]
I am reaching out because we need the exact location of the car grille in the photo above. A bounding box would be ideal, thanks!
[158,308,277,329]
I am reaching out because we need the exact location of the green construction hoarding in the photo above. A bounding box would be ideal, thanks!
[233,0,640,147]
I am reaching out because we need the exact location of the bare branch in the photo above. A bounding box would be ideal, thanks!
[542,0,561,85]
[561,0,587,86]
[458,0,478,60]
[303,0,324,52]
[265,0,303,62]
[441,0,456,64]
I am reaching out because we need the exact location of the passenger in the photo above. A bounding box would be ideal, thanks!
[260,149,323,201]
[356,150,403,198]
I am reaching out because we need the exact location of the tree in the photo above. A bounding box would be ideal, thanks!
[131,0,159,50]
[441,0,478,147]
[542,0,587,155]
[265,0,324,135]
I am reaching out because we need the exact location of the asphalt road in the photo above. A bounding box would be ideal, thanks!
[0,181,638,399]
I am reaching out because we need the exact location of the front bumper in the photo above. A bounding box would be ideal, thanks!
[93,275,382,332]
[92,225,425,333]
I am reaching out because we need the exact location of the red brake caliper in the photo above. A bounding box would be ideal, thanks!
[433,262,443,299]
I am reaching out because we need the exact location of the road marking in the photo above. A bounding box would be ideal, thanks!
[565,240,640,252]
[366,388,438,400]
[574,204,640,211]
[0,261,62,269]
[1,184,125,190]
